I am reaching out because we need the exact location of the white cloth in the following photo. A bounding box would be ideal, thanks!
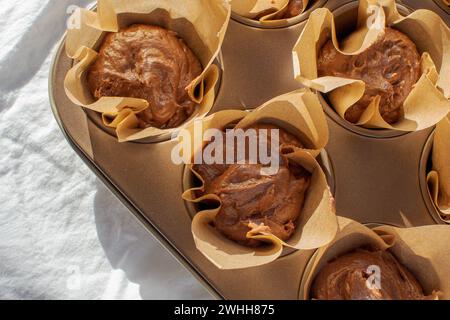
[0,0,210,300]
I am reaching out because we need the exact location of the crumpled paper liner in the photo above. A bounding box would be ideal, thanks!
[301,217,449,300]
[427,114,450,221]
[64,0,230,142]
[292,0,450,131]
[180,89,337,269]
[231,0,309,25]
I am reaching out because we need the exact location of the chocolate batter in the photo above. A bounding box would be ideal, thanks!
[251,0,304,20]
[318,28,421,124]
[194,124,311,247]
[283,0,304,18]
[311,249,435,300]
[88,24,202,129]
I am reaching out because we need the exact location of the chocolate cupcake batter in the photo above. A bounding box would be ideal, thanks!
[251,0,304,20]
[311,249,435,300]
[194,124,311,247]
[318,28,421,124]
[283,0,305,18]
[88,24,202,129]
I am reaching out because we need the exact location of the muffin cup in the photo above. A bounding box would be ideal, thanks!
[299,217,450,300]
[180,89,337,269]
[292,0,450,131]
[314,2,411,138]
[230,0,324,28]
[425,114,450,222]
[64,0,231,142]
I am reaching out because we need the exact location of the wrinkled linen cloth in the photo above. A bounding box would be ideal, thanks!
[0,0,210,300]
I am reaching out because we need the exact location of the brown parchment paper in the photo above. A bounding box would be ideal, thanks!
[292,0,450,131]
[231,0,309,25]
[301,217,449,300]
[64,0,230,142]
[180,89,337,269]
[427,114,450,221]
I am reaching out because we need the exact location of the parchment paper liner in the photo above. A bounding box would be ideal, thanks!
[64,0,231,142]
[301,217,448,300]
[292,0,450,131]
[179,89,337,269]
[427,114,450,221]
[231,0,309,26]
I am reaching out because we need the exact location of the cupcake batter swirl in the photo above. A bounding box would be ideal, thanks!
[311,249,436,300]
[194,124,311,247]
[318,28,421,124]
[284,0,305,18]
[249,0,305,20]
[88,24,202,129]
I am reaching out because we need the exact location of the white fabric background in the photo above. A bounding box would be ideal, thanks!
[0,0,211,300]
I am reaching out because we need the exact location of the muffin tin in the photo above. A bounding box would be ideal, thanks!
[49,0,449,299]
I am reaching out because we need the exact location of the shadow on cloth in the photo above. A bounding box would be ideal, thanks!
[93,179,210,300]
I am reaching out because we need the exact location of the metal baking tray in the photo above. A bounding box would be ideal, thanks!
[49,0,450,299]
